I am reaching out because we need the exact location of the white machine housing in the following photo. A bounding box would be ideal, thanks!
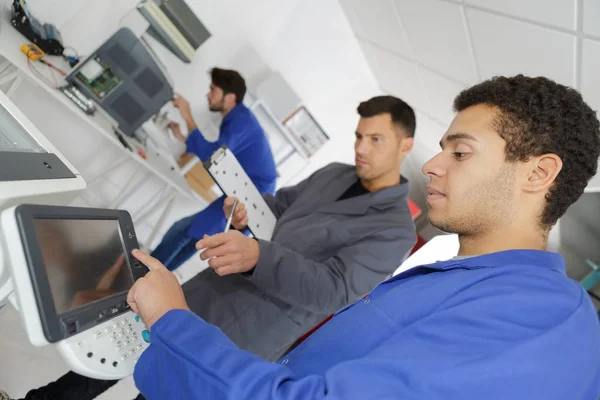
[0,90,147,379]
[0,89,86,303]
[57,312,149,379]
[2,206,150,379]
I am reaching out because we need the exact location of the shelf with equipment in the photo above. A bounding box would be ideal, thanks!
[245,92,309,188]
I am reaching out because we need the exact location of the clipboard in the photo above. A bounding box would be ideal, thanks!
[203,145,277,240]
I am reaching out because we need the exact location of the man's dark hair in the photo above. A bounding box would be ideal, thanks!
[210,68,246,104]
[357,95,416,138]
[453,74,600,228]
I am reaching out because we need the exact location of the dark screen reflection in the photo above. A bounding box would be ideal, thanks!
[34,219,132,314]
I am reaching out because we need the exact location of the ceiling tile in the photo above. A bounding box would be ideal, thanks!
[394,0,478,84]
[584,0,600,37]
[370,46,429,111]
[420,68,466,126]
[338,0,364,37]
[464,0,576,30]
[350,0,413,58]
[467,9,576,86]
[581,39,600,116]
[357,39,382,79]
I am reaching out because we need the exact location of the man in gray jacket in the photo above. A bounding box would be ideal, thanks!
[187,94,418,360]
[17,95,417,400]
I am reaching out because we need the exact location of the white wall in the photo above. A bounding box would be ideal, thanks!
[251,0,382,182]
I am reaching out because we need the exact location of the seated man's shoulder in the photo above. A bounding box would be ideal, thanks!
[362,212,416,235]
[449,265,600,370]
[296,163,353,185]
[401,264,600,396]
[320,162,354,175]
[441,259,594,330]
[230,108,263,134]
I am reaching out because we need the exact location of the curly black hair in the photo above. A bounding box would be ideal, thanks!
[453,75,600,228]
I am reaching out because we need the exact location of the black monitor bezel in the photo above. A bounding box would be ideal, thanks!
[14,204,145,343]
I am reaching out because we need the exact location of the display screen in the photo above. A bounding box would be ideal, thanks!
[34,219,133,314]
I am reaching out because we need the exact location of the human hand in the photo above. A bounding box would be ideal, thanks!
[168,121,186,142]
[197,231,259,276]
[127,249,189,328]
[172,95,197,132]
[223,196,248,230]
[172,95,192,119]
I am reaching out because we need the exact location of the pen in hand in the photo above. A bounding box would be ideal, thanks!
[224,200,238,232]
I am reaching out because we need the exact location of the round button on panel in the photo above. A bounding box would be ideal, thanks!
[141,329,150,343]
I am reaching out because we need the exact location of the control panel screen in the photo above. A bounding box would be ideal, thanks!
[34,219,133,314]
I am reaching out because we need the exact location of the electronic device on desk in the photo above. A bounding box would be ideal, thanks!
[20,42,44,60]
[0,89,146,379]
[204,145,277,240]
[0,88,81,186]
[11,0,64,56]
[138,0,211,63]
[60,85,97,116]
[1,204,150,379]
[64,28,173,137]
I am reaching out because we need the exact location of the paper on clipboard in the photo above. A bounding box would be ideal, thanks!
[203,145,277,240]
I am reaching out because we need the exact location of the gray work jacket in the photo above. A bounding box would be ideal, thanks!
[182,162,416,360]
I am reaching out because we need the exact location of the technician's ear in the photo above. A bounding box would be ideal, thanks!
[400,136,414,154]
[225,92,237,106]
[523,153,562,193]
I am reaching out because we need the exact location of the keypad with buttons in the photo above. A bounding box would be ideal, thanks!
[64,311,149,380]
[105,316,143,360]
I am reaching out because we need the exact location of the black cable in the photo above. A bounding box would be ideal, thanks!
[61,46,81,67]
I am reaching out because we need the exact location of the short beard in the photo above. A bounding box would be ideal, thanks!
[355,167,371,181]
[429,164,516,237]
[209,99,225,112]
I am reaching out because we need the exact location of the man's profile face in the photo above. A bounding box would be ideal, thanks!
[422,104,518,237]
[207,83,226,112]
[354,113,408,182]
